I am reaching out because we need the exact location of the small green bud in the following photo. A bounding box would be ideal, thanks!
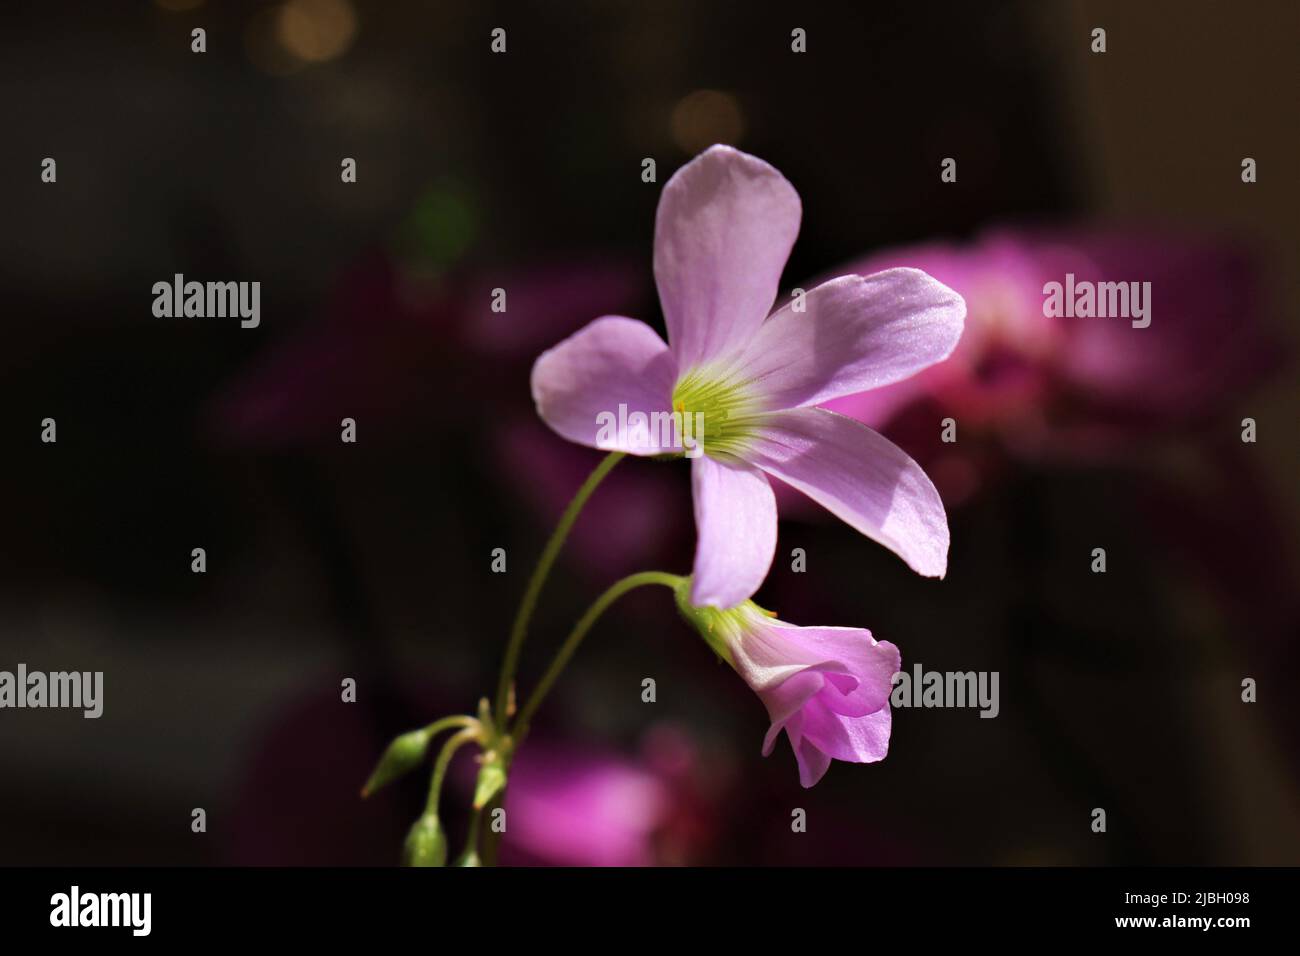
[362,728,433,797]
[472,761,507,810]
[403,813,447,867]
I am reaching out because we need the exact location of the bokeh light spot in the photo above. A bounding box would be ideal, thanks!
[277,0,358,64]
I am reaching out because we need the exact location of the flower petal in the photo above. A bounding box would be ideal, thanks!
[757,670,824,756]
[530,316,678,455]
[738,620,899,718]
[750,407,949,577]
[786,630,899,717]
[800,700,892,766]
[654,145,801,370]
[689,456,778,608]
[737,270,966,410]
[794,734,833,788]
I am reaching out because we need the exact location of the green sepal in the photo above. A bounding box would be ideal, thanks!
[472,761,507,810]
[672,577,741,665]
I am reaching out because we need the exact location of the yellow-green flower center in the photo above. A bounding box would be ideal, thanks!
[670,367,765,461]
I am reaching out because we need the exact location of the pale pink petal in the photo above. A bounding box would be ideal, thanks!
[750,407,949,577]
[530,316,678,455]
[654,145,801,369]
[737,270,965,409]
[758,670,823,756]
[765,625,900,709]
[689,456,777,608]
[738,622,899,721]
[794,734,833,788]
[710,609,900,787]
[800,702,892,765]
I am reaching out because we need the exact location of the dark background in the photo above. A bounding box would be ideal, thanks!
[1,0,1296,865]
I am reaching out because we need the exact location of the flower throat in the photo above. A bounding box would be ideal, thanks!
[671,368,764,461]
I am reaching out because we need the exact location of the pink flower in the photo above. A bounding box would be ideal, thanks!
[531,145,966,608]
[495,741,673,867]
[678,594,901,788]
[812,228,1279,502]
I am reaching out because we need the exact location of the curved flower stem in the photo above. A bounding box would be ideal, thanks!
[424,726,482,816]
[360,714,481,799]
[423,714,480,739]
[512,570,683,742]
[493,450,625,728]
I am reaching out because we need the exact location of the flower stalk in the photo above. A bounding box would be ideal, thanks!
[493,450,625,728]
[361,714,479,799]
[512,570,683,743]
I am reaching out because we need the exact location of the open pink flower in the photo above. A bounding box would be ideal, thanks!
[679,595,900,788]
[531,145,966,608]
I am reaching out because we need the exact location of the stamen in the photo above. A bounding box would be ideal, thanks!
[670,365,766,461]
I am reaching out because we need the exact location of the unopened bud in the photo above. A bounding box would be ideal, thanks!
[472,761,507,810]
[362,728,432,797]
[402,813,447,867]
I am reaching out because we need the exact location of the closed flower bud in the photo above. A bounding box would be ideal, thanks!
[472,761,508,810]
[403,813,448,867]
[362,728,433,798]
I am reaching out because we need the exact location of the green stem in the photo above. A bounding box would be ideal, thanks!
[424,727,481,816]
[512,570,682,741]
[493,450,625,727]
[456,805,484,866]
[480,794,503,866]
[423,714,479,738]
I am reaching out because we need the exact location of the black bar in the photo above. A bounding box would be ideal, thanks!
[1,866,1289,942]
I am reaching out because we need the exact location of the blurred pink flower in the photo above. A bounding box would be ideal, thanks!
[815,227,1279,503]
[495,741,672,866]
[208,252,451,447]
[446,722,720,867]
[207,251,645,448]
[229,684,719,867]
